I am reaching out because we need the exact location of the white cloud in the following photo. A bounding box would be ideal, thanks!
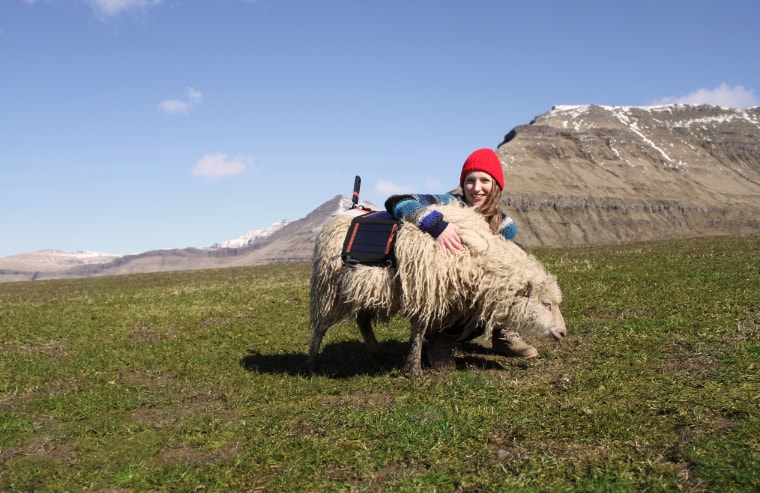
[375,178,446,196]
[158,99,189,115]
[192,152,248,181]
[85,0,162,18]
[374,179,411,195]
[654,83,758,109]
[21,0,161,18]
[159,87,203,115]
[186,87,202,104]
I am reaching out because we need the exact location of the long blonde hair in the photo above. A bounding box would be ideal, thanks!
[477,182,501,234]
[473,181,503,234]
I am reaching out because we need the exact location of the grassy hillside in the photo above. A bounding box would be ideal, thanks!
[1,236,758,492]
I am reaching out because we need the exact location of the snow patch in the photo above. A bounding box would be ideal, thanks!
[31,250,122,263]
[212,220,289,249]
[610,107,673,162]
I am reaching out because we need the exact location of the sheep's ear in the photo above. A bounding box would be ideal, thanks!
[520,281,533,297]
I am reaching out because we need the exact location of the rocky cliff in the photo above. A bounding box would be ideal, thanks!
[497,104,760,246]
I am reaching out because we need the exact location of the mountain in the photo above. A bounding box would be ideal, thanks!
[2,103,758,282]
[497,104,760,246]
[0,250,123,282]
[0,196,365,282]
[211,219,289,249]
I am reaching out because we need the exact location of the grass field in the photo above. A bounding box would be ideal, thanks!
[1,235,758,492]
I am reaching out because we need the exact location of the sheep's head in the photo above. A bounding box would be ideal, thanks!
[503,277,567,342]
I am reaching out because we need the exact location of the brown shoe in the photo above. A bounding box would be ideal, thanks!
[492,330,538,359]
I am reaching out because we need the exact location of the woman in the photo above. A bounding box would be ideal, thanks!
[384,148,538,369]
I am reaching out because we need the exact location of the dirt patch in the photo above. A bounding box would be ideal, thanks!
[130,396,238,430]
[201,316,231,329]
[289,418,325,439]
[319,391,396,409]
[2,340,69,361]
[160,441,242,466]
[651,342,718,380]
[129,323,179,344]
[729,314,758,345]
[652,315,758,378]
[0,376,95,414]
[356,459,430,492]
[0,418,76,467]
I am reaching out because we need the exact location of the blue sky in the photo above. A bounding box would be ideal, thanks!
[2,0,758,256]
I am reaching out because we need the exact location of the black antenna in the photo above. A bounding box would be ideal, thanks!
[351,175,361,208]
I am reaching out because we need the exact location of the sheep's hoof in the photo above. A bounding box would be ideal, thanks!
[403,364,423,379]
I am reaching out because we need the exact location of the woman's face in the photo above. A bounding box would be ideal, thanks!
[463,171,493,207]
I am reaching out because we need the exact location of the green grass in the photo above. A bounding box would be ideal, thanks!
[1,235,758,492]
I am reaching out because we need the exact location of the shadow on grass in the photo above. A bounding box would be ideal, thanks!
[239,340,410,378]
[240,340,512,378]
[458,342,514,371]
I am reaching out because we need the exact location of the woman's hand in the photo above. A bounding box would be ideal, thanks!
[436,224,463,254]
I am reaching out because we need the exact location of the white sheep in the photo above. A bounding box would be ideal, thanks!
[308,203,567,378]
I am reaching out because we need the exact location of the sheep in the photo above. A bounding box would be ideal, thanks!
[308,203,567,378]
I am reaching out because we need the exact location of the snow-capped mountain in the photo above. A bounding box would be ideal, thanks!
[212,219,289,249]
[0,250,123,273]
[496,103,759,246]
[0,195,364,282]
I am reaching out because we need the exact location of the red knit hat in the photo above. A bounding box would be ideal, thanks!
[459,148,504,190]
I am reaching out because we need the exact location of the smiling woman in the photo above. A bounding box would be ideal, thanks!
[462,171,493,207]
[382,148,536,365]
[384,148,515,255]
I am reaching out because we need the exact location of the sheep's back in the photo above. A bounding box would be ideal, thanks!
[312,211,398,322]
[394,204,553,333]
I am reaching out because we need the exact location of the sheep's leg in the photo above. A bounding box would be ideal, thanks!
[356,311,384,362]
[307,323,328,377]
[403,320,425,379]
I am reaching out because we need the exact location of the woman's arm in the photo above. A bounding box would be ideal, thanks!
[384,194,459,239]
[498,214,518,241]
[385,194,465,254]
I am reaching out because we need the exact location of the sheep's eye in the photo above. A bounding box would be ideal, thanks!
[542,300,552,310]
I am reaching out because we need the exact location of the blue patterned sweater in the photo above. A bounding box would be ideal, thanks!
[384,193,517,241]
